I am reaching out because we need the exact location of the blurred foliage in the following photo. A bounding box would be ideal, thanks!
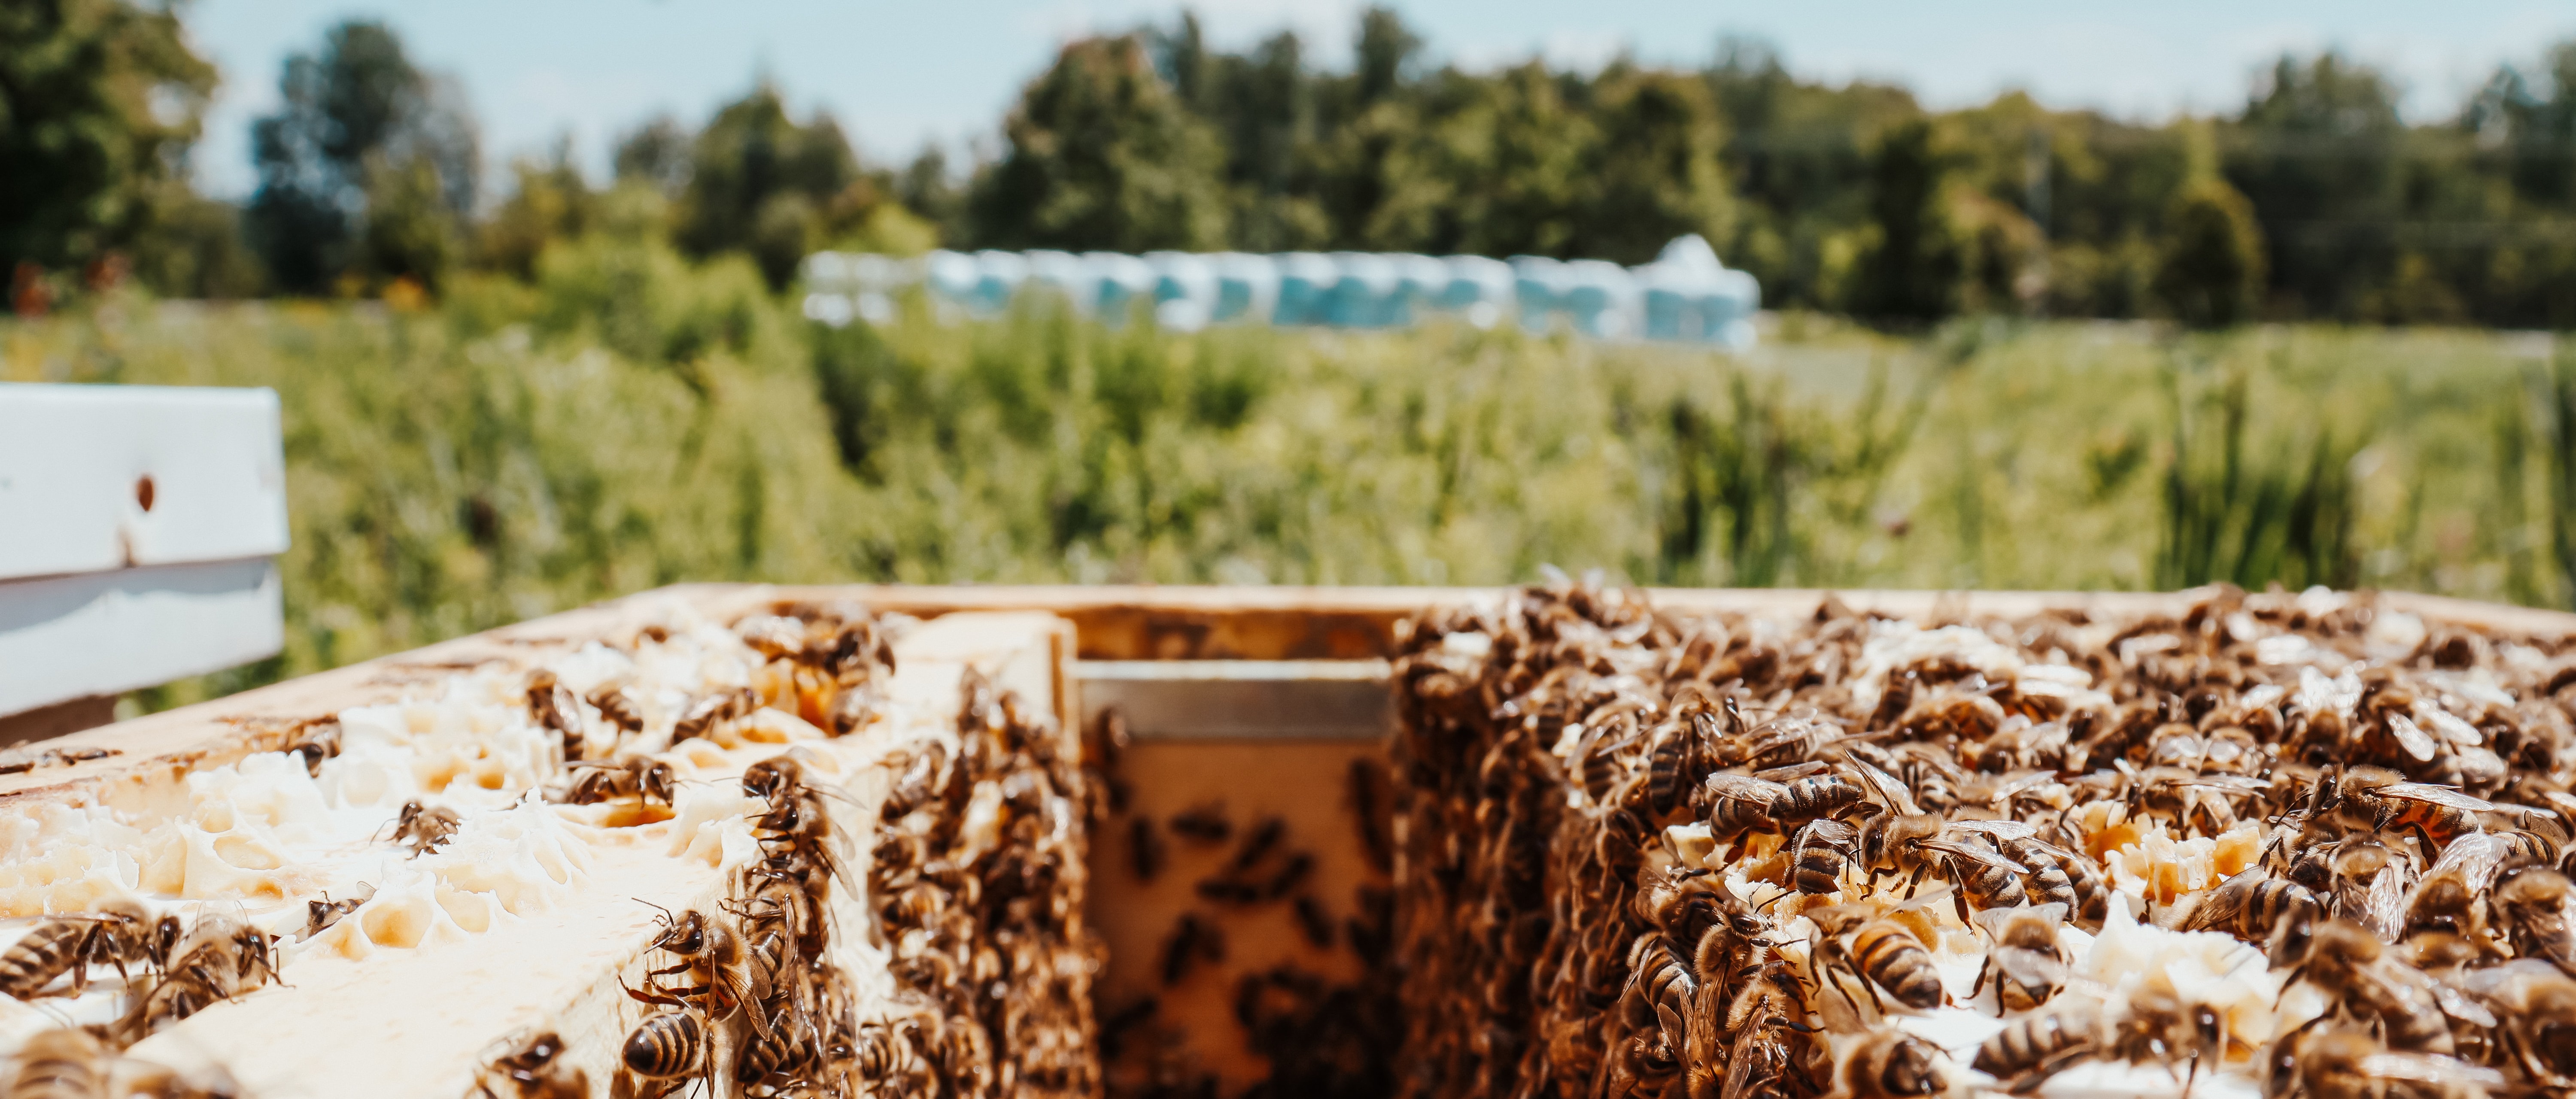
[8,249,2575,709]
[972,36,1230,251]
[16,5,2576,331]
[0,0,215,272]
[246,18,478,294]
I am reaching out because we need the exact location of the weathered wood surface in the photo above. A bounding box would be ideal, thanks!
[124,608,1073,1099]
[15,580,2572,1096]
[769,583,2576,661]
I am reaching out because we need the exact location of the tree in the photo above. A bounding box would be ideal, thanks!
[246,20,478,294]
[679,83,864,287]
[1850,118,1964,321]
[969,36,1227,252]
[2227,52,2401,319]
[2156,176,2267,326]
[1353,7,1422,107]
[0,0,217,272]
[1569,67,1733,264]
[614,115,693,197]
[479,142,595,280]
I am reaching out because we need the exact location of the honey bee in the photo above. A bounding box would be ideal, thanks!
[846,1020,932,1093]
[0,898,155,1000]
[301,885,374,940]
[121,912,279,1041]
[1128,817,1166,882]
[2106,989,2225,1095]
[1696,770,1864,839]
[1859,813,1948,896]
[741,749,820,806]
[2404,832,2510,945]
[474,1030,588,1099]
[1714,962,1810,1099]
[388,800,461,855]
[642,908,777,1043]
[1644,704,1714,818]
[562,756,676,807]
[9,1027,107,1099]
[1917,832,2030,915]
[1973,999,2101,1092]
[621,1011,711,1098]
[586,682,644,736]
[2356,779,2508,854]
[525,670,585,762]
[2260,1024,2502,1099]
[1973,903,2069,1013]
[1772,770,1868,830]
[1786,818,1862,896]
[2283,919,2455,1054]
[823,682,881,737]
[2495,868,2576,976]
[2480,967,2576,1085]
[1834,1027,1953,1099]
[673,686,760,742]
[736,615,808,662]
[1699,773,1789,839]
[1811,899,1947,1014]
[283,720,343,777]
[2184,873,2321,945]
[1950,819,2082,914]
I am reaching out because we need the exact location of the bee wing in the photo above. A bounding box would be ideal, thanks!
[1982,772,2054,805]
[1917,838,2030,874]
[1700,774,1789,804]
[2355,1053,2503,1087]
[1946,819,2038,842]
[1753,761,1829,783]
[2429,981,2498,1028]
[2383,714,2439,763]
[1851,759,1922,817]
[2366,783,2498,813]
[2545,790,2576,818]
[2421,832,2507,896]
[2176,775,2271,794]
[2363,864,2410,944]
[1990,945,2070,987]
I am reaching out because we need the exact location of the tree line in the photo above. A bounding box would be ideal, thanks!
[11,0,2576,327]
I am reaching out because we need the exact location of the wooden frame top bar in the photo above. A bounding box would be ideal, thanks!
[22,583,2572,808]
[768,583,2576,661]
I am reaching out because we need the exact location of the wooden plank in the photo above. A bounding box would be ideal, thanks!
[768,584,2576,660]
[0,557,283,716]
[1078,661,1391,741]
[0,384,289,580]
[92,605,1072,1098]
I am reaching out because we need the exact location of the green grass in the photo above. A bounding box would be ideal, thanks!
[4,248,2567,710]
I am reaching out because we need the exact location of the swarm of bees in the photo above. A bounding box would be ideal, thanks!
[1384,579,2576,1099]
[0,899,274,1097]
[863,667,1103,1099]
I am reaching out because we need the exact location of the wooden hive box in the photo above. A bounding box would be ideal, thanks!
[2,583,2572,1098]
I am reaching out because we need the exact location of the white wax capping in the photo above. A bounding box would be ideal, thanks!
[2081,893,2321,1050]
[666,783,762,867]
[1850,620,2028,712]
[552,642,636,695]
[416,794,593,915]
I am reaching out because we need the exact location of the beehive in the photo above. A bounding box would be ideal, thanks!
[2,583,2571,1099]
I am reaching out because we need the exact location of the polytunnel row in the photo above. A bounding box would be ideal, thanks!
[800,234,1761,348]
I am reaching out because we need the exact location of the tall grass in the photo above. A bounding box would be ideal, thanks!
[1,249,2567,709]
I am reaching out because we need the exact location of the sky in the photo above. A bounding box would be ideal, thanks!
[184,0,2576,201]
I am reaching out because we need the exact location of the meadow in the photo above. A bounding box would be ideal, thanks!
[4,243,2568,709]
